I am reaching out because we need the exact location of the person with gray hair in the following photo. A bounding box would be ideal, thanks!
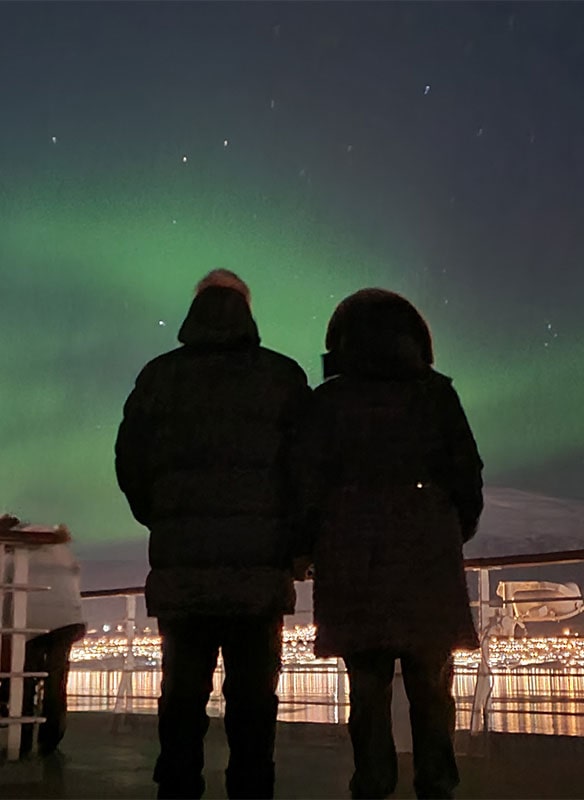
[115,269,310,799]
[195,268,252,305]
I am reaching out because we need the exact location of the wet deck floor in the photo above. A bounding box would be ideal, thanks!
[1,712,583,799]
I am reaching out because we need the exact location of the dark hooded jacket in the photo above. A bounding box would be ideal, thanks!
[115,286,310,619]
[304,290,483,657]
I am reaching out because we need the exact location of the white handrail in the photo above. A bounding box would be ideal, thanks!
[0,534,58,761]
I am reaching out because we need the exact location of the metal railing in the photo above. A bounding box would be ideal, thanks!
[464,549,584,733]
[0,528,67,760]
[75,549,584,735]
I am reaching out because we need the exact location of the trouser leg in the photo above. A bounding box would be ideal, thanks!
[37,624,87,755]
[401,651,458,800]
[154,618,219,800]
[38,636,70,754]
[221,616,282,799]
[344,650,398,800]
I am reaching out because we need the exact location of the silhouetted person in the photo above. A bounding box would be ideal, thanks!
[302,289,483,800]
[22,529,86,755]
[115,270,310,799]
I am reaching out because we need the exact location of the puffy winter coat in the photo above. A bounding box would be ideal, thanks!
[115,287,310,619]
[26,543,85,638]
[305,290,483,657]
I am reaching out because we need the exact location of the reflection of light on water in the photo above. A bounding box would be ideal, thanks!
[454,668,584,737]
[67,665,349,724]
[69,630,584,734]
[68,665,584,733]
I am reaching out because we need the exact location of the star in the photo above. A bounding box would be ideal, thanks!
[182,155,188,163]
[51,135,57,144]
[223,139,229,147]
[424,85,431,96]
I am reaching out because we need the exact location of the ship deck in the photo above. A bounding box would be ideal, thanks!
[1,712,583,799]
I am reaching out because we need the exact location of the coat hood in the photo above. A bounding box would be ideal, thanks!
[323,288,433,380]
[178,286,260,350]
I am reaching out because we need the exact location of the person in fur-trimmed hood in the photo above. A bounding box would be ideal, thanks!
[115,270,310,800]
[302,289,483,800]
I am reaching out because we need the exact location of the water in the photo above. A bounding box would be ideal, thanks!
[67,665,584,735]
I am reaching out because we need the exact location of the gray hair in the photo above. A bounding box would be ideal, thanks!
[195,269,251,304]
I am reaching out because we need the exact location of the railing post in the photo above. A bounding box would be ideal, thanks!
[478,568,491,633]
[470,567,494,735]
[334,657,346,725]
[125,594,136,673]
[114,594,136,717]
[6,548,30,760]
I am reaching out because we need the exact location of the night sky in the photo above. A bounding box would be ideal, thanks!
[2,1,583,545]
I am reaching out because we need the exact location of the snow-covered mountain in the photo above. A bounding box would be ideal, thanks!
[75,486,584,592]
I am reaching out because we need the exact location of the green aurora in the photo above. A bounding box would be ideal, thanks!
[3,171,583,546]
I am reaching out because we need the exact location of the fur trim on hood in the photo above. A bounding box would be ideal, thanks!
[323,288,433,379]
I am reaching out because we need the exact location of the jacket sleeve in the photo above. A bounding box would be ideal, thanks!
[115,364,158,526]
[440,381,484,542]
[279,366,314,561]
[293,384,337,559]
